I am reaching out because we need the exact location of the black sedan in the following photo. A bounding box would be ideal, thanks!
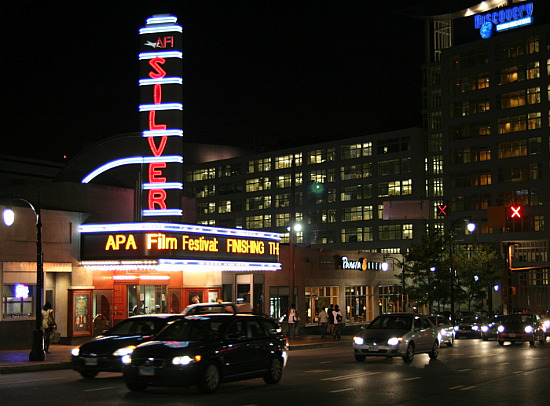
[71,314,185,378]
[122,313,288,393]
[497,313,546,346]
[481,315,505,341]
[454,315,487,339]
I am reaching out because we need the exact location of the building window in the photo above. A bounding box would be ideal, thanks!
[187,167,215,181]
[276,173,302,188]
[341,206,373,222]
[345,286,374,323]
[341,164,371,180]
[246,196,271,211]
[218,163,241,177]
[275,213,291,227]
[245,177,271,192]
[194,184,215,198]
[248,158,271,173]
[378,224,412,241]
[2,284,36,319]
[218,200,231,214]
[308,148,336,164]
[305,286,339,324]
[198,202,216,214]
[341,143,372,159]
[275,153,302,169]
[275,193,291,208]
[341,227,363,243]
[246,215,271,229]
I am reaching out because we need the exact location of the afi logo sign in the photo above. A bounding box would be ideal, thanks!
[144,36,175,49]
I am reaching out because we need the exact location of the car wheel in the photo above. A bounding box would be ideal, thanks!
[354,354,366,362]
[447,337,454,348]
[529,337,535,346]
[198,362,221,393]
[264,357,283,384]
[79,371,98,379]
[402,343,414,362]
[126,381,147,392]
[539,338,546,345]
[498,340,504,346]
[429,340,439,359]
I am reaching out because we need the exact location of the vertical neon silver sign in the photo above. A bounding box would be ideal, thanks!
[138,15,183,220]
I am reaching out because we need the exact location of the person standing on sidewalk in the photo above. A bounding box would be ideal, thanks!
[318,307,329,338]
[288,304,298,339]
[327,304,335,337]
[41,302,56,353]
[332,304,343,340]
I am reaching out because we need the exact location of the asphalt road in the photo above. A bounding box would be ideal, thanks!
[1,339,549,406]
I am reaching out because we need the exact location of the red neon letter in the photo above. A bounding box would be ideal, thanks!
[148,111,167,130]
[148,189,167,210]
[153,83,162,104]
[148,57,166,79]
[149,162,166,183]
[148,136,167,157]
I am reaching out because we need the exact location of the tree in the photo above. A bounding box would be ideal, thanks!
[402,232,447,313]
[453,245,498,312]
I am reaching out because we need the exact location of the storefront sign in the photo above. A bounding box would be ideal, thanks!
[80,223,280,264]
[474,2,533,38]
[341,256,368,271]
[139,15,184,220]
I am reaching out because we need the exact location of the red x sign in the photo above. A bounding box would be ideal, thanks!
[436,204,448,216]
[510,205,521,219]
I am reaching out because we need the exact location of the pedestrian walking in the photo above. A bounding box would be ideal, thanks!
[318,307,329,338]
[41,302,56,353]
[332,304,343,340]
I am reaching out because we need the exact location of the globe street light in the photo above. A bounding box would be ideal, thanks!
[3,198,45,361]
[449,217,476,323]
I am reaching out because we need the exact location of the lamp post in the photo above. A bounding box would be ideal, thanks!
[448,217,476,323]
[3,198,45,361]
[382,255,406,312]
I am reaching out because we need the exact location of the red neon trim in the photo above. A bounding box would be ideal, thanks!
[153,83,162,104]
[510,206,521,218]
[148,57,166,79]
[148,189,167,210]
[148,110,167,130]
[148,136,168,157]
[148,162,167,183]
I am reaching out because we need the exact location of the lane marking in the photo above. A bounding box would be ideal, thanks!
[0,377,65,385]
[458,368,472,372]
[322,371,381,381]
[83,387,116,392]
[305,369,331,373]
[404,377,422,381]
[449,385,465,390]
[330,388,354,393]
[460,386,476,391]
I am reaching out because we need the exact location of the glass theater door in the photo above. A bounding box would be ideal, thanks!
[128,285,167,315]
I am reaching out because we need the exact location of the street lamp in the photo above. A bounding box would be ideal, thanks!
[382,255,406,312]
[448,217,476,323]
[3,198,45,361]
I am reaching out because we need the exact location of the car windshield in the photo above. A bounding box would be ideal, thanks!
[155,318,223,342]
[104,317,159,336]
[368,315,412,330]
[505,314,533,324]
[460,316,479,323]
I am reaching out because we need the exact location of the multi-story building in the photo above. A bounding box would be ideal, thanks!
[183,128,427,254]
[422,0,550,313]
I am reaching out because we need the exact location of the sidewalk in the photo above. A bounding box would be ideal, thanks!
[0,335,353,375]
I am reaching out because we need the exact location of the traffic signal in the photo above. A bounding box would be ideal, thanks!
[436,203,448,216]
[506,205,522,220]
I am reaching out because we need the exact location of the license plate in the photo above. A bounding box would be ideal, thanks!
[508,333,516,338]
[84,358,98,366]
[367,346,377,351]
[139,366,155,376]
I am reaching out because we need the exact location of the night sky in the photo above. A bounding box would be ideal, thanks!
[2,0,443,162]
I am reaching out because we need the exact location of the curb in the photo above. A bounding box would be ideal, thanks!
[0,361,72,375]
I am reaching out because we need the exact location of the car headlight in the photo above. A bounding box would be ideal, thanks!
[472,325,479,331]
[498,325,505,333]
[524,325,533,334]
[353,336,364,346]
[121,354,132,365]
[172,355,201,365]
[113,345,136,357]
[71,347,80,357]
[544,320,549,328]
[454,326,459,331]
[387,337,403,346]
[481,326,489,333]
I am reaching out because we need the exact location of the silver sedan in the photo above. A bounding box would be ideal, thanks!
[353,313,439,362]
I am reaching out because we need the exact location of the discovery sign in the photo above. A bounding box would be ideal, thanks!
[475,2,534,38]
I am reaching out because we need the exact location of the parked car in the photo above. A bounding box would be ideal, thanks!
[497,313,546,346]
[427,314,455,347]
[353,313,439,363]
[122,313,288,393]
[454,315,487,339]
[71,314,185,378]
[541,311,550,339]
[481,315,505,341]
